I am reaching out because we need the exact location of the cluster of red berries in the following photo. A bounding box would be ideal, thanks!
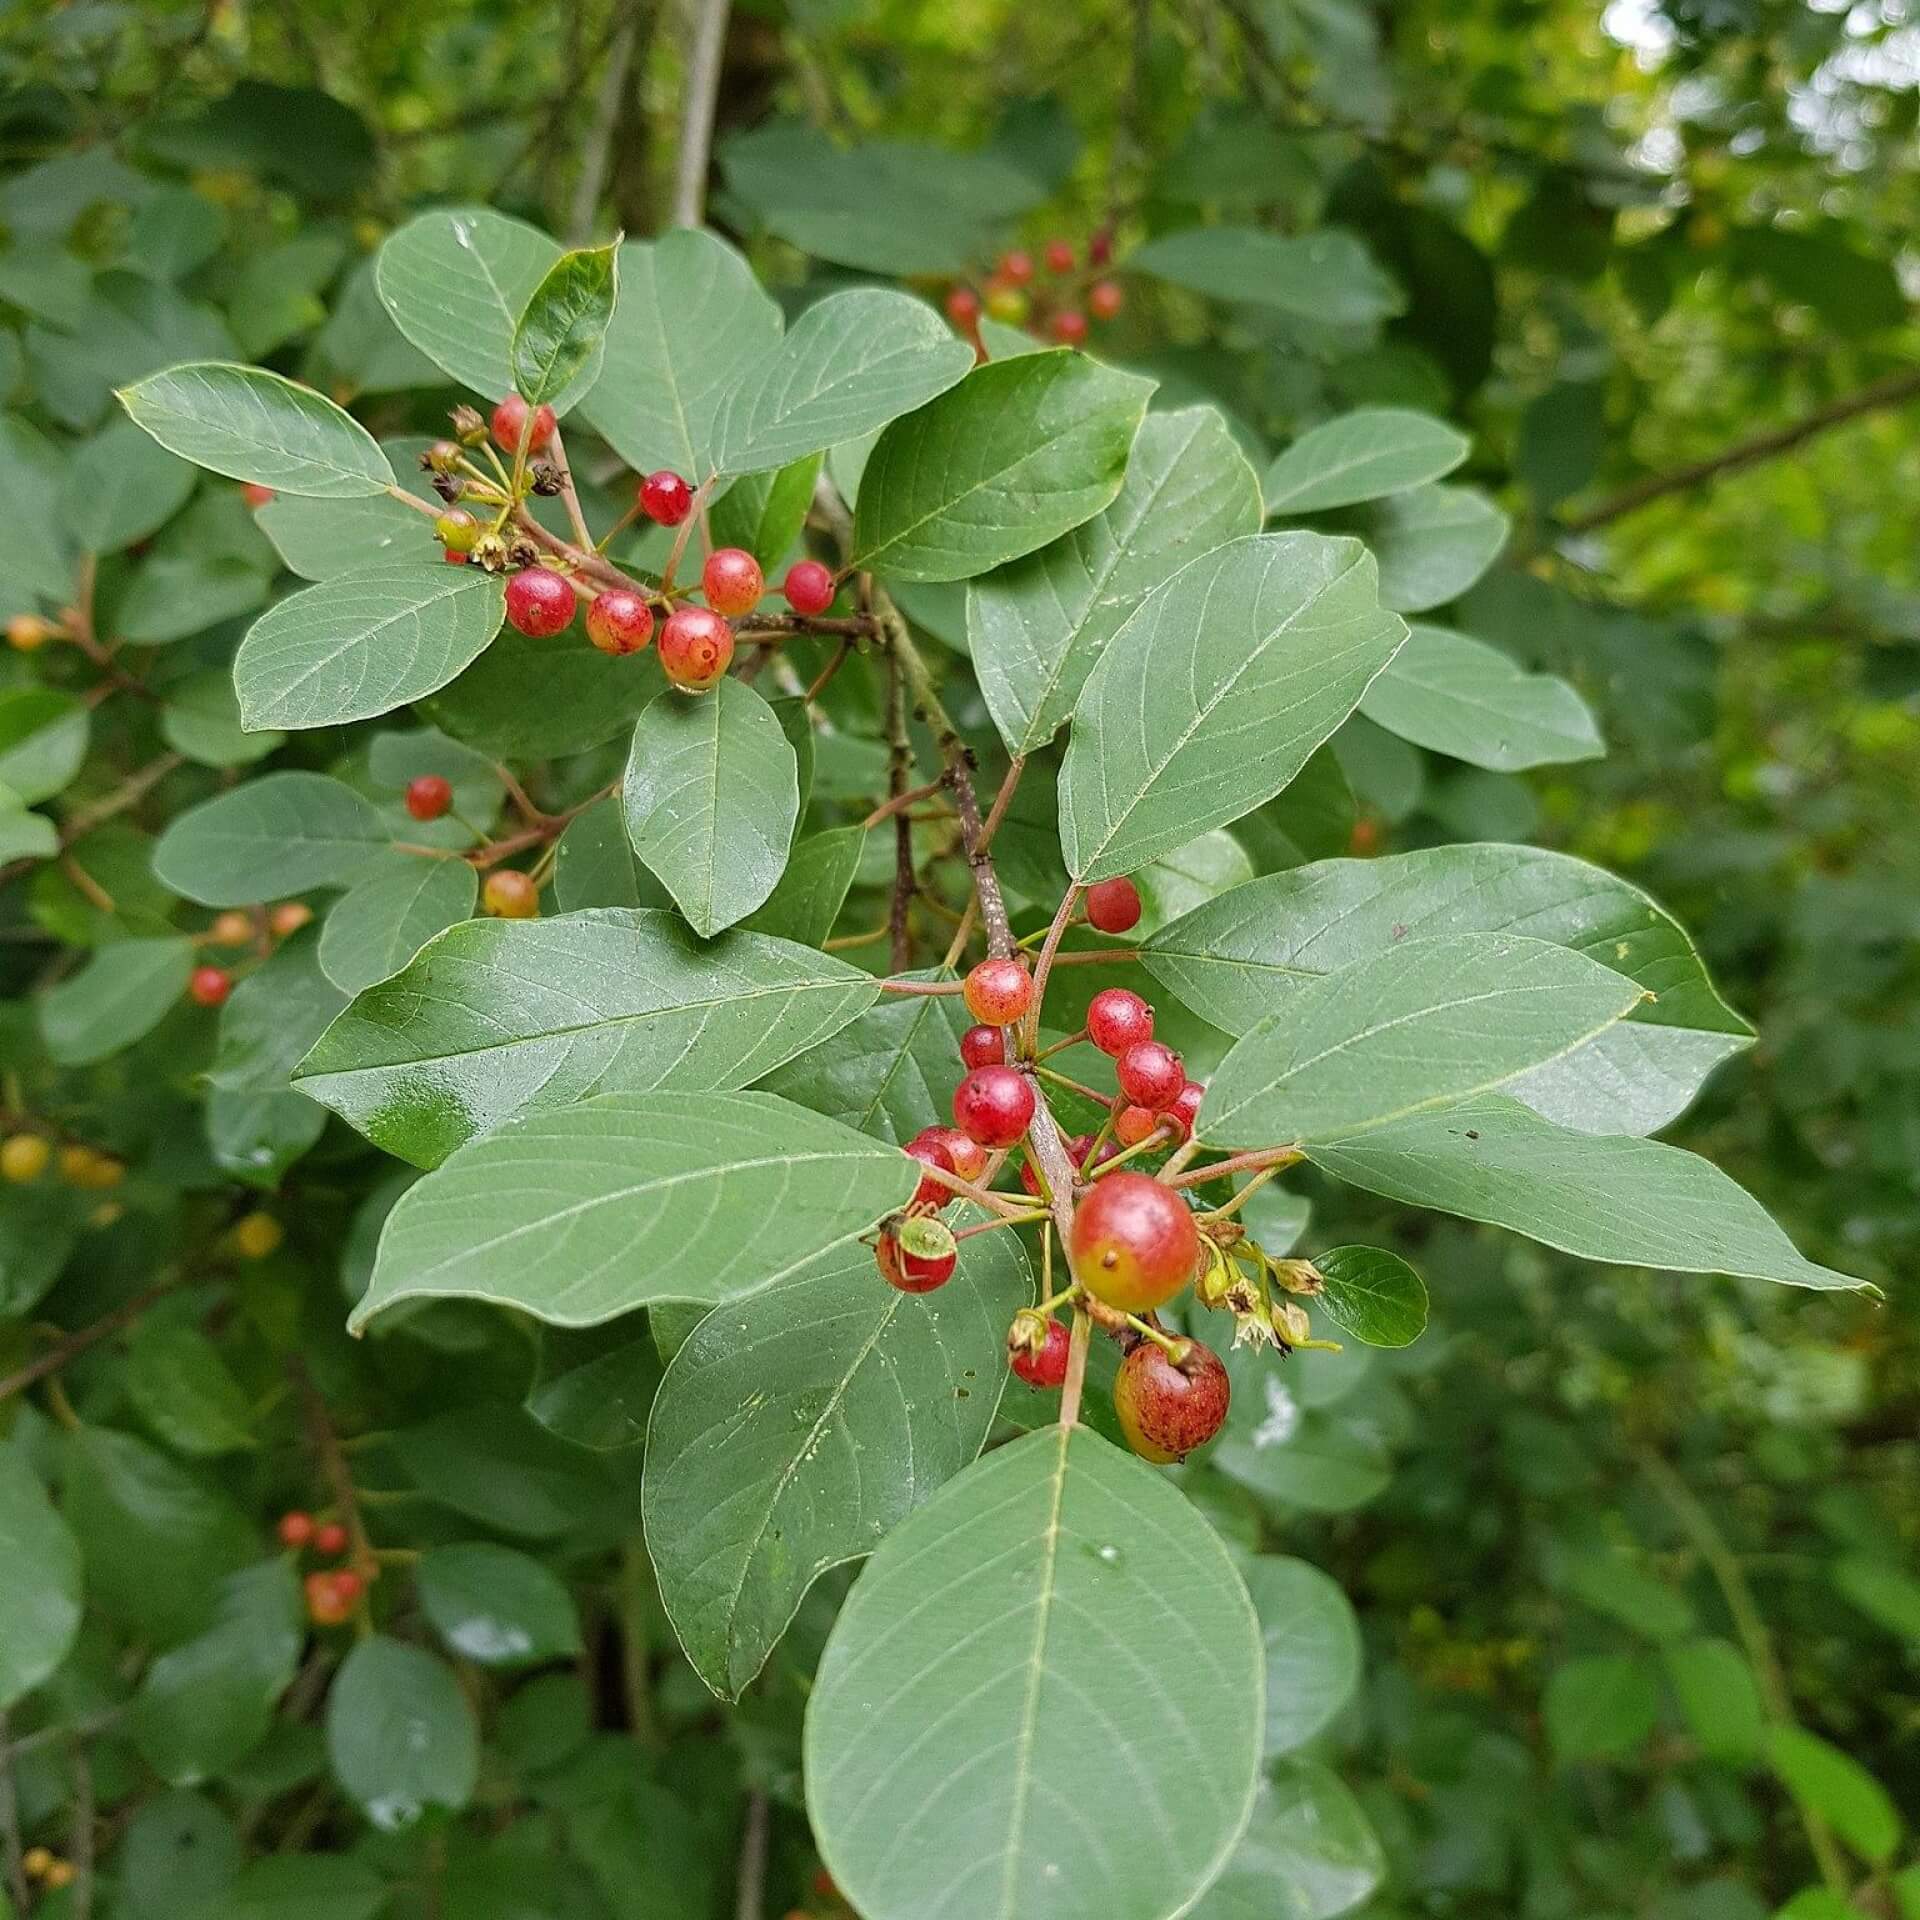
[870,872,1230,1460]
[399,766,541,918]
[183,901,316,1012]
[434,396,841,695]
[279,1511,365,1625]
[944,233,1125,351]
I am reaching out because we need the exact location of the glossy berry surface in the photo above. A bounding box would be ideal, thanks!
[242,482,275,510]
[962,956,1033,1027]
[875,1220,957,1293]
[1085,875,1142,933]
[313,1522,348,1557]
[1049,309,1089,347]
[188,966,231,1009]
[405,774,453,821]
[277,1511,314,1548]
[505,567,577,637]
[1044,238,1076,274]
[903,1132,957,1210]
[1114,1338,1230,1462]
[1069,1171,1199,1313]
[1011,1318,1071,1387]
[658,606,734,690]
[586,589,654,656]
[1087,987,1154,1057]
[782,560,836,616]
[945,285,982,327]
[639,469,693,525]
[959,1024,1006,1071]
[1117,1039,1185,1110]
[952,1064,1035,1148]
[1166,1080,1205,1140]
[922,1126,986,1183]
[703,547,764,616]
[484,869,539,919]
[1113,1103,1162,1148]
[491,393,556,454]
[1089,279,1124,321]
[999,249,1035,285]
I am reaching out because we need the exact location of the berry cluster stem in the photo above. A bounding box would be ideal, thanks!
[290,1357,378,1621]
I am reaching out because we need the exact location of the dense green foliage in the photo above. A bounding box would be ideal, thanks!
[0,3,1914,1919]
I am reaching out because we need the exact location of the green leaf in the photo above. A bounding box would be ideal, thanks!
[209,930,347,1096]
[131,1561,302,1786]
[715,288,973,478]
[326,1635,479,1830]
[579,228,782,480]
[316,855,477,997]
[125,1322,259,1456]
[1664,1638,1765,1763]
[234,562,506,731]
[851,351,1154,583]
[0,1443,82,1709]
[1246,1555,1363,1758]
[392,1403,625,1540]
[1310,1246,1428,1348]
[711,455,823,569]
[1365,483,1510,613]
[62,414,197,551]
[510,237,619,415]
[1360,624,1603,770]
[528,1320,662,1451]
[646,1227,1029,1699]
[350,1089,919,1332]
[255,434,438,581]
[1767,1726,1902,1863]
[0,689,89,804]
[161,668,284,767]
[1305,1094,1867,1291]
[38,934,193,1065]
[422,622,662,758]
[1059,533,1406,881]
[1560,1548,1697,1642]
[0,793,56,862]
[970,406,1263,756]
[806,1426,1262,1920]
[1263,407,1469,514]
[621,680,799,938]
[738,826,863,947]
[1189,1760,1385,1920]
[298,908,880,1167]
[197,1855,390,1920]
[116,552,271,646]
[207,1087,327,1189]
[1141,845,1752,1136]
[417,1544,582,1666]
[153,771,389,906]
[117,362,394,497]
[1131,226,1403,328]
[1200,933,1645,1146]
[375,208,562,401]
[1831,1554,1920,1643]
[1543,1654,1659,1762]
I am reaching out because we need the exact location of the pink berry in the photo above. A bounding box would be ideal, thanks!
[1113,1103,1163,1147]
[1087,987,1153,1057]
[1049,310,1089,347]
[782,560,836,616]
[946,286,982,328]
[586,589,654,656]
[639,470,693,526]
[923,1126,986,1183]
[658,606,733,690]
[1085,876,1142,933]
[953,1065,1035,1149]
[1117,1040,1184,1111]
[491,393,556,454]
[703,547,764,617]
[405,775,452,821]
[1044,239,1076,275]
[963,957,1033,1028]
[188,966,231,1008]
[959,1024,1006,1071]
[1089,279,1124,321]
[999,249,1035,286]
[903,1132,957,1211]
[505,567,576,638]
[1166,1080,1205,1141]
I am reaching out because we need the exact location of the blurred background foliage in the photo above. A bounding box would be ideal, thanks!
[0,0,1915,1916]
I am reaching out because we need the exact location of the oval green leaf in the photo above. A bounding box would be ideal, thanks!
[417,1544,582,1667]
[325,1635,479,1830]
[1264,407,1468,515]
[0,1443,83,1709]
[510,237,619,415]
[1309,1246,1429,1348]
[153,772,390,906]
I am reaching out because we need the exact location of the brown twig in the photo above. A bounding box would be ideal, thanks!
[0,1712,28,1916]
[1166,1145,1303,1190]
[542,423,598,553]
[734,1787,769,1920]
[885,654,916,971]
[290,1358,379,1593]
[0,1273,185,1405]
[978,755,1024,853]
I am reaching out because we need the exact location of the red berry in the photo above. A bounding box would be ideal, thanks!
[959,1024,1006,1071]
[1089,227,1115,268]
[1115,1338,1229,1462]
[331,1569,364,1604]
[1069,1171,1199,1313]
[1087,987,1153,1057]
[639,470,693,526]
[242,482,275,510]
[1089,279,1124,322]
[953,1064,1035,1149]
[903,1131,957,1210]
[782,560,836,616]
[188,966,231,1008]
[586,589,655,656]
[876,1217,958,1293]
[962,956,1033,1027]
[658,606,734,690]
[304,1569,360,1627]
[1011,1317,1071,1387]
[1049,310,1089,347]
[1166,1080,1205,1141]
[405,774,453,821]
[999,249,1035,285]
[1019,1155,1046,1200]
[444,549,469,564]
[1085,876,1142,933]
[505,567,576,638]
[1113,1103,1163,1148]
[491,393,556,454]
[277,1511,314,1548]
[945,286,982,328]
[703,547,764,617]
[313,1522,349,1557]
[1065,1133,1096,1168]
[1044,238,1076,275]
[484,870,539,919]
[923,1126,987,1183]
[1117,1040,1184,1111]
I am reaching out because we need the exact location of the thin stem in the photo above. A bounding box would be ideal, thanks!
[978,755,1024,853]
[1086,1127,1174,1177]
[1035,1030,1087,1062]
[290,1359,379,1596]
[0,1271,185,1404]
[886,654,915,972]
[919,1164,1034,1218]
[954,1210,1050,1240]
[862,777,945,830]
[877,976,966,998]
[1058,1306,1093,1428]
[543,423,598,553]
[671,0,732,228]
[1166,1146,1302,1191]
[1026,884,1084,1043]
[1198,1164,1281,1224]
[1035,1066,1111,1106]
[804,637,852,703]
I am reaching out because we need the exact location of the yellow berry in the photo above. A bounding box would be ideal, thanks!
[43,1860,74,1890]
[59,1145,123,1189]
[232,1211,284,1259]
[22,1846,52,1877]
[1,1133,50,1182]
[269,902,314,937]
[208,910,254,946]
[7,613,57,651]
[483,870,539,919]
